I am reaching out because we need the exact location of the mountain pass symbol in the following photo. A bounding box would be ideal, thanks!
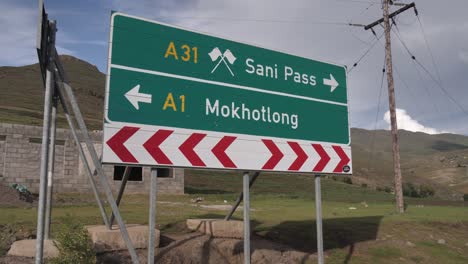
[208,47,237,76]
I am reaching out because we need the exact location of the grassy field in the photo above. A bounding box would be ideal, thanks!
[1,171,468,263]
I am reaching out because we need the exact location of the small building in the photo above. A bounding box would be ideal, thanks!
[0,123,184,194]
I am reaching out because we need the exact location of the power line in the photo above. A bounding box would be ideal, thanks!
[367,55,386,171]
[155,15,350,26]
[390,24,443,115]
[416,14,443,86]
[347,31,384,73]
[390,21,468,115]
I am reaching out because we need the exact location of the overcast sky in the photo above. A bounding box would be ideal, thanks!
[1,0,467,135]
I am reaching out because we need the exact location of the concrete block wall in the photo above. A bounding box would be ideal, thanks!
[0,123,184,194]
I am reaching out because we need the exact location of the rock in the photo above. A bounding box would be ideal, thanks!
[406,241,415,247]
[191,197,204,203]
[437,239,446,245]
[86,224,160,253]
[8,239,58,258]
[186,219,245,239]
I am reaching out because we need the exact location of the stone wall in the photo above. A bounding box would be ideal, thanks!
[0,123,184,194]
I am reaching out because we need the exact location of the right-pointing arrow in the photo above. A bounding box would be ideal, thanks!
[262,139,284,170]
[323,74,339,92]
[288,142,308,171]
[125,84,152,110]
[332,145,350,173]
[312,144,331,172]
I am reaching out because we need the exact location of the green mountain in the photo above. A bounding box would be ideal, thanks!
[0,55,105,130]
[1,56,467,199]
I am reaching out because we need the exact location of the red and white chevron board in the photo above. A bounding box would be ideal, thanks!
[102,124,352,174]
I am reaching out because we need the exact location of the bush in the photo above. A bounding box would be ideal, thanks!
[402,183,435,198]
[0,224,16,256]
[403,182,418,197]
[49,216,96,264]
[361,183,368,188]
[384,186,392,193]
[463,194,468,201]
[419,185,435,198]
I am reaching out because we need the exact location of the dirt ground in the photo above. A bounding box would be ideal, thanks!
[0,185,36,207]
[0,232,316,264]
[100,233,316,264]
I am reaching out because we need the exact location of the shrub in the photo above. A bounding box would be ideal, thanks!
[419,185,435,198]
[463,194,468,201]
[384,186,392,193]
[403,182,419,198]
[49,216,96,264]
[0,224,16,256]
[361,183,368,188]
[376,186,383,192]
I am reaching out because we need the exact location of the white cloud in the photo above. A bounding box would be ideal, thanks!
[384,108,448,134]
[0,1,38,66]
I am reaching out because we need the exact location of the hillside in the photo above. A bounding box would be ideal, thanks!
[1,55,467,199]
[0,55,105,130]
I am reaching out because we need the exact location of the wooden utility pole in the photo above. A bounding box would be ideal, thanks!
[364,1,416,213]
[382,0,404,214]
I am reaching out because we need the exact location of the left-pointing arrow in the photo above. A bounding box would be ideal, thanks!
[106,126,139,163]
[143,129,173,165]
[125,84,152,110]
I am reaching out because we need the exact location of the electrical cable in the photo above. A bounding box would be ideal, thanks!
[390,23,468,115]
[367,55,386,172]
[391,25,443,115]
[347,31,384,73]
[416,14,443,86]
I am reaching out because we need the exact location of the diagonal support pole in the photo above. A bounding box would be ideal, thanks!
[58,80,140,264]
[55,75,110,229]
[225,171,260,221]
[110,166,133,227]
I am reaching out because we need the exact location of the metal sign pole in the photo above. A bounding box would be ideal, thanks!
[148,168,158,264]
[225,172,260,221]
[243,172,251,264]
[44,93,57,240]
[315,175,324,264]
[35,20,56,264]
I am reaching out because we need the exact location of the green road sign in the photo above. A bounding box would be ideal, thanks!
[105,12,350,145]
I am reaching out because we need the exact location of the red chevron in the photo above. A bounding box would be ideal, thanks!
[106,126,139,163]
[287,142,308,171]
[262,139,284,170]
[212,136,237,168]
[179,133,207,166]
[143,129,173,165]
[312,144,331,172]
[332,145,350,173]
